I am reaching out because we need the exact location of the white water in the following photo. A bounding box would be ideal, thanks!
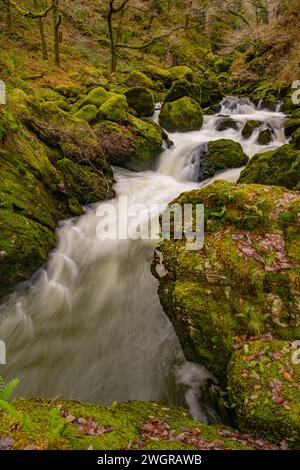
[0,98,287,421]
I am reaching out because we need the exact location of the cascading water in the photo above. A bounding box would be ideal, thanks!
[0,97,287,423]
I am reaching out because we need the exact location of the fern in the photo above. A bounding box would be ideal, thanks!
[0,376,19,403]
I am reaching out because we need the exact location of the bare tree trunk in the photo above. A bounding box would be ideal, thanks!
[4,0,12,36]
[53,0,61,66]
[33,0,48,60]
[107,4,117,72]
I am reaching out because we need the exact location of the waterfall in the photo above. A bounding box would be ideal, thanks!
[0,96,288,423]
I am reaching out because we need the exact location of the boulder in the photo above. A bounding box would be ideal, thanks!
[94,116,162,171]
[96,94,129,123]
[125,71,154,89]
[159,97,203,132]
[238,144,300,190]
[168,66,194,82]
[193,140,248,182]
[79,86,109,109]
[241,120,262,139]
[124,87,155,117]
[228,339,300,444]
[216,117,239,132]
[164,79,201,105]
[74,104,97,123]
[284,119,300,137]
[291,127,300,150]
[152,181,300,385]
[258,128,272,145]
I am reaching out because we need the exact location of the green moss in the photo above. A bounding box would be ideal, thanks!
[164,79,201,105]
[198,140,248,181]
[200,77,223,107]
[55,84,83,99]
[50,100,71,112]
[96,94,129,123]
[285,119,300,137]
[228,340,300,444]
[0,398,254,450]
[168,66,194,82]
[0,111,19,140]
[124,87,155,117]
[74,104,98,123]
[143,65,171,82]
[0,209,55,286]
[258,128,272,145]
[242,120,262,139]
[79,87,109,108]
[34,88,65,103]
[125,71,154,89]
[152,181,300,386]
[94,116,162,171]
[238,144,300,190]
[159,97,203,132]
[216,117,238,132]
[291,127,300,150]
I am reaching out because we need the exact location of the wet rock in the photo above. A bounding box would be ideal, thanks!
[159,97,203,132]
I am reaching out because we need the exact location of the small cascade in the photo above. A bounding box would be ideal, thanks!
[220,96,256,115]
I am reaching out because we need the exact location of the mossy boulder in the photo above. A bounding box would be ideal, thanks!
[164,79,201,105]
[75,66,109,88]
[258,128,272,145]
[94,116,162,171]
[125,71,154,89]
[169,66,194,82]
[74,104,97,123]
[242,120,262,139]
[51,100,71,112]
[79,87,109,109]
[228,339,300,444]
[200,77,223,107]
[0,398,260,450]
[159,97,203,132]
[238,144,300,190]
[34,88,66,103]
[96,94,129,123]
[152,181,300,384]
[124,87,155,117]
[143,65,171,83]
[0,90,114,287]
[216,117,239,132]
[284,119,300,137]
[194,140,248,181]
[12,90,108,168]
[291,128,300,150]
[0,110,19,140]
[54,84,83,99]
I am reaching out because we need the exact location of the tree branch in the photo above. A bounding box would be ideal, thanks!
[8,0,54,19]
[115,22,203,50]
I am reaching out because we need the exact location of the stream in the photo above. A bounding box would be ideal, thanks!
[0,97,287,423]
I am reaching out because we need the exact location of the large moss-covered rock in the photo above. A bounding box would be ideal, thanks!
[74,104,97,123]
[79,86,109,109]
[143,65,171,83]
[238,144,300,190]
[241,120,262,139]
[96,94,129,123]
[200,77,223,107]
[228,339,300,444]
[193,140,248,181]
[291,128,300,150]
[94,116,162,171]
[164,79,201,105]
[152,181,300,383]
[159,97,203,132]
[169,66,194,82]
[285,119,300,137]
[216,117,239,132]
[0,397,261,450]
[124,87,155,117]
[0,90,114,287]
[12,90,108,168]
[125,71,154,89]
[258,128,272,145]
